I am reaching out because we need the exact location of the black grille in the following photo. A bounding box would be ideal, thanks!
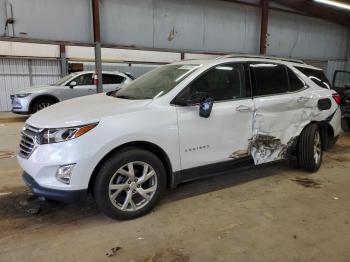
[19,125,41,159]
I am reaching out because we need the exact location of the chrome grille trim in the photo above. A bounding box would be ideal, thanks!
[19,124,42,159]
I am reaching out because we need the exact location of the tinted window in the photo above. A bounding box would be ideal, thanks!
[333,71,350,90]
[251,63,288,96]
[71,73,93,86]
[54,72,79,85]
[288,68,305,92]
[296,67,331,89]
[179,63,246,102]
[102,74,125,84]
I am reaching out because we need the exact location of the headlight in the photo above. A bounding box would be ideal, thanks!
[36,123,98,144]
[15,93,31,98]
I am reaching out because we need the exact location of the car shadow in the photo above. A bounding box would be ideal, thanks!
[161,161,294,204]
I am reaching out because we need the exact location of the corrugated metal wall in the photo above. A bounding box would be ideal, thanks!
[0,58,61,111]
[82,62,159,78]
[3,0,349,60]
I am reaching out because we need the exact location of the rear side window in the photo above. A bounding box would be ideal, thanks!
[102,74,125,84]
[250,63,288,96]
[288,68,305,92]
[296,67,331,89]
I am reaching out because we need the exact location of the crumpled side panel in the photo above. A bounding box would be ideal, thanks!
[245,92,334,165]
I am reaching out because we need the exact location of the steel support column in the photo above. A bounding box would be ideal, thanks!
[92,0,103,93]
[259,0,269,55]
[59,45,68,77]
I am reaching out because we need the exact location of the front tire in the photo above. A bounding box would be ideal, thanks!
[297,124,322,172]
[32,98,55,113]
[93,148,166,220]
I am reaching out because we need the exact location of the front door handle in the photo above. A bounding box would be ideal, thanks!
[236,105,252,112]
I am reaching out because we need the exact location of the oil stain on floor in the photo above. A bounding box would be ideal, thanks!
[291,177,322,189]
[0,151,16,159]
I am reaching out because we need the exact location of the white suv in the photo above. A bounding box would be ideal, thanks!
[18,55,341,220]
[10,71,132,114]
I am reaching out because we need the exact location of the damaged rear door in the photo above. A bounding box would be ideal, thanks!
[249,62,311,164]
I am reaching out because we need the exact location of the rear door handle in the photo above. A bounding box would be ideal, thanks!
[236,105,252,112]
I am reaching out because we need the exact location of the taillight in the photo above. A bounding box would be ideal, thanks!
[332,93,341,105]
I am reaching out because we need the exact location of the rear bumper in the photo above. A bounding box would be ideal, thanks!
[22,172,88,203]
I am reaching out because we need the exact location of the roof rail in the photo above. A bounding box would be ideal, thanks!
[217,54,305,64]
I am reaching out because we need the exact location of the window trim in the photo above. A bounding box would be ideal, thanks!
[295,66,331,90]
[171,62,252,106]
[286,67,308,93]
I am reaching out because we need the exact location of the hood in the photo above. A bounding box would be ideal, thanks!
[16,85,59,94]
[27,93,151,128]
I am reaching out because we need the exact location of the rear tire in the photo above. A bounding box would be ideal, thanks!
[341,118,350,132]
[297,124,322,172]
[93,148,166,220]
[32,98,55,113]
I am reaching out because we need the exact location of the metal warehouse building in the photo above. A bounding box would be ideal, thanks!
[1,1,350,261]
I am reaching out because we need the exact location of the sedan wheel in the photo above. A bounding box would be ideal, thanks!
[32,99,54,113]
[37,101,52,110]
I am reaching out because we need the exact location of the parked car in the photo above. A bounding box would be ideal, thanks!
[10,71,133,114]
[332,70,350,132]
[18,55,341,220]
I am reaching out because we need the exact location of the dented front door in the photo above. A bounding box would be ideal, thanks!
[176,63,254,170]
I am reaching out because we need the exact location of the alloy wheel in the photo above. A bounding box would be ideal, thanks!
[37,102,52,110]
[314,131,322,166]
[108,161,158,212]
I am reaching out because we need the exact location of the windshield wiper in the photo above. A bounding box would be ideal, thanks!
[115,95,136,99]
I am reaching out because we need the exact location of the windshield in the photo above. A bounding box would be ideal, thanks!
[111,64,201,99]
[52,72,80,86]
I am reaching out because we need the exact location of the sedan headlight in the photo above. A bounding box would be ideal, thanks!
[15,93,31,98]
[36,123,98,144]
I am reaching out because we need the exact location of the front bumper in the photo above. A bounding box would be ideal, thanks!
[10,95,31,114]
[22,172,87,203]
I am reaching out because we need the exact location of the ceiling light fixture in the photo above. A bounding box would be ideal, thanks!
[314,0,350,11]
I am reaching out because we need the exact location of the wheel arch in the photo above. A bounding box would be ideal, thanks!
[29,94,60,113]
[296,121,335,152]
[318,121,336,150]
[88,141,174,194]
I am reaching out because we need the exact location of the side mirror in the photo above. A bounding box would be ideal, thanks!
[199,97,214,118]
[69,81,77,88]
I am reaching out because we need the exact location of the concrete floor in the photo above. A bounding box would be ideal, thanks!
[0,112,350,262]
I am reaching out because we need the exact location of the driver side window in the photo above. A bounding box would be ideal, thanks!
[70,73,93,86]
[178,63,246,102]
